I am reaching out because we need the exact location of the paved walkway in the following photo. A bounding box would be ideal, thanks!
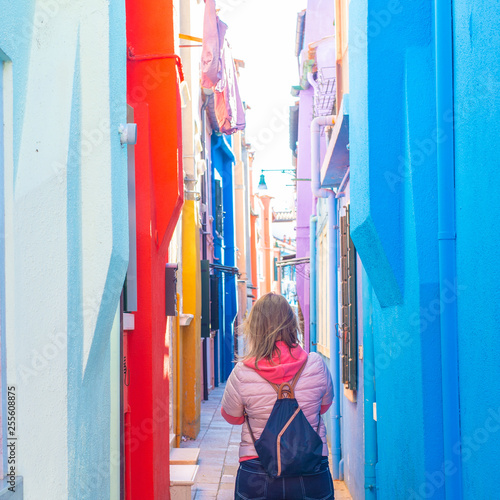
[181,384,353,500]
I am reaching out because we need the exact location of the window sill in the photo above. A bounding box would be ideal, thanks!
[344,387,357,403]
[316,344,330,358]
[180,314,194,326]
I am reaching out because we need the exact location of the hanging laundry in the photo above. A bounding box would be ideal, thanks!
[214,39,246,134]
[200,0,246,134]
[201,0,227,88]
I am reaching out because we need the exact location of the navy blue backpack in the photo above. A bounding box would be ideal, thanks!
[244,358,324,478]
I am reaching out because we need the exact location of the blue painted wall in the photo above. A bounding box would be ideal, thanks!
[348,0,500,497]
[211,134,237,382]
[453,2,500,498]
[340,254,365,500]
[222,157,237,381]
[349,0,445,497]
[315,190,365,497]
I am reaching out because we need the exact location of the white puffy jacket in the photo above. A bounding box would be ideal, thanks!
[221,350,334,459]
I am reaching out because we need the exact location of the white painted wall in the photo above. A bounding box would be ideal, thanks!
[2,1,127,498]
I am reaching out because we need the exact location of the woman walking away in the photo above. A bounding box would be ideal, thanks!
[221,293,335,500]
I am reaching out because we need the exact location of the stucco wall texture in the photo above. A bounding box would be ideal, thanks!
[348,0,500,498]
[454,2,500,499]
[1,1,128,498]
[350,0,443,498]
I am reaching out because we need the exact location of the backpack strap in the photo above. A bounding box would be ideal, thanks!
[243,409,257,445]
[277,356,308,399]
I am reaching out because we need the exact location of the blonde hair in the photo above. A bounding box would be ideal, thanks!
[241,293,300,369]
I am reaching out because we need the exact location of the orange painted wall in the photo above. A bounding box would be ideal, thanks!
[336,0,350,107]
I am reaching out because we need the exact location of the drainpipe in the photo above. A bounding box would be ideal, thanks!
[309,216,318,353]
[310,115,341,479]
[435,1,462,498]
[363,272,377,499]
[307,72,319,92]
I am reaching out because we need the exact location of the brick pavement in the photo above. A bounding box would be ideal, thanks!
[181,384,353,500]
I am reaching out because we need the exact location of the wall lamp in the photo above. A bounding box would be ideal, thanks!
[258,172,268,190]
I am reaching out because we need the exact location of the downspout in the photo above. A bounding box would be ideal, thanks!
[308,71,319,92]
[363,273,377,499]
[309,216,318,353]
[435,1,462,499]
[310,115,341,479]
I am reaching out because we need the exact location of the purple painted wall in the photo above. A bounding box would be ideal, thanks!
[295,0,336,350]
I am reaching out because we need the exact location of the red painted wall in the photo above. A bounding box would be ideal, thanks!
[125,0,184,497]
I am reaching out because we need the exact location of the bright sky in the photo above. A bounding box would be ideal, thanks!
[218,0,307,211]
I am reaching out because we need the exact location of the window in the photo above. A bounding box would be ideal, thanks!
[340,205,357,390]
[214,179,223,237]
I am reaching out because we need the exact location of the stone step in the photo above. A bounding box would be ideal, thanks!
[170,447,200,465]
[170,464,199,500]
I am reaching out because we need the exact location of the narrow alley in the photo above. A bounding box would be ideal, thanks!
[181,385,353,500]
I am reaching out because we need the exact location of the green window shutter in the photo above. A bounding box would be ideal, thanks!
[210,274,219,331]
[201,260,210,338]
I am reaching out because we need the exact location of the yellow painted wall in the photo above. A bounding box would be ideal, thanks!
[180,199,201,438]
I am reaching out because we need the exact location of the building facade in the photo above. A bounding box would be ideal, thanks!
[0,2,128,498]
[294,1,500,499]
